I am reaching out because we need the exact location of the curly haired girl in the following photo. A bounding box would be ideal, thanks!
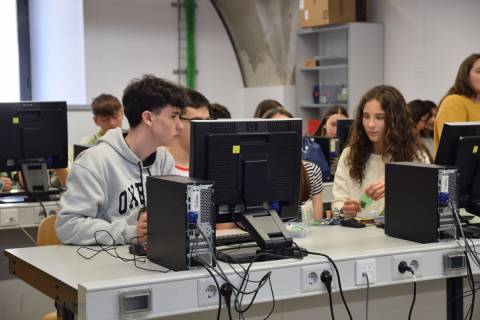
[333,85,430,219]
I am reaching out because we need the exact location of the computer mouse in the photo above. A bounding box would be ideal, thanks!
[340,219,366,228]
[129,243,147,256]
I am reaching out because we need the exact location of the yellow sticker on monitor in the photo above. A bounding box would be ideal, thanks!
[473,145,479,154]
[12,117,19,124]
[232,145,240,154]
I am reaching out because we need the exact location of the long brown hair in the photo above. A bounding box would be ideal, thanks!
[313,105,349,136]
[254,99,283,118]
[347,85,423,183]
[262,106,310,202]
[446,53,480,99]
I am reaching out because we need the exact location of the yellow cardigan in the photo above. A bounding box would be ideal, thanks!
[434,94,480,149]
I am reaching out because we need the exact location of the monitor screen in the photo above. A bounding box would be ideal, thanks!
[190,118,302,220]
[0,101,68,172]
[189,118,303,260]
[73,144,92,160]
[336,118,354,155]
[435,122,480,215]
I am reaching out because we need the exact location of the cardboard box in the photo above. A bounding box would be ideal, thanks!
[299,0,367,28]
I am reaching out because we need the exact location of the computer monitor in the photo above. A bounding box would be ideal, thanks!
[73,144,92,160]
[336,118,354,155]
[0,101,68,194]
[435,122,480,215]
[190,118,303,261]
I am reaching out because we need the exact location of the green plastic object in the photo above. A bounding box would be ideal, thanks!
[359,193,374,209]
[185,0,196,89]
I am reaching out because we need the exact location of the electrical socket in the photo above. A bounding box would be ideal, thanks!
[197,277,224,307]
[0,209,18,227]
[392,254,423,280]
[355,258,376,286]
[300,264,335,293]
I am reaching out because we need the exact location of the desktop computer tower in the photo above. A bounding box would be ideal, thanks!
[385,162,459,243]
[146,175,215,271]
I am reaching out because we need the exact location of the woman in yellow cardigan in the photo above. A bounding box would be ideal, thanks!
[435,53,480,149]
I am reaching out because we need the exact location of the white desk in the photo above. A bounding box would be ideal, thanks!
[4,226,474,320]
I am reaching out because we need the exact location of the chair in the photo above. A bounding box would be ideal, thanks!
[37,215,60,246]
[36,215,60,319]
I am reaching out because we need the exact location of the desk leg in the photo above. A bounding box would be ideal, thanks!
[447,277,463,320]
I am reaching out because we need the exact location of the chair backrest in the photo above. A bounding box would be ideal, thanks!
[37,215,61,246]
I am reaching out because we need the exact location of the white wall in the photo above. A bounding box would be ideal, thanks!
[29,0,86,104]
[84,0,245,118]
[369,0,480,103]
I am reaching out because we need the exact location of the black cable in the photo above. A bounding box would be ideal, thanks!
[450,201,475,320]
[76,230,170,273]
[220,283,233,320]
[408,273,416,320]
[303,249,353,320]
[321,271,335,320]
[363,272,369,320]
[195,227,281,319]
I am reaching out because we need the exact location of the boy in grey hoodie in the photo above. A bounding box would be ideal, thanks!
[56,75,186,245]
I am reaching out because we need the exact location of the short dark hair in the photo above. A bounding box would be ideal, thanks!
[91,94,122,117]
[184,89,210,115]
[210,103,231,119]
[122,75,187,128]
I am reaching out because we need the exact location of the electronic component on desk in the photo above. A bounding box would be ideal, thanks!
[189,118,306,263]
[340,219,365,228]
[0,101,68,198]
[216,230,253,246]
[119,289,152,318]
[435,122,480,216]
[129,243,146,256]
[385,163,458,243]
[443,252,466,275]
[146,175,215,271]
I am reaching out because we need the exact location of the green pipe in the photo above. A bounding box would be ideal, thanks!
[185,0,196,89]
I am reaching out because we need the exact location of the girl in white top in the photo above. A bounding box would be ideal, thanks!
[333,85,430,219]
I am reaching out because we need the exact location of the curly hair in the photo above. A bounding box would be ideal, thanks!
[346,85,423,183]
[122,74,187,128]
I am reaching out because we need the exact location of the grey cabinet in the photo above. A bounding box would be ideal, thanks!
[296,23,384,126]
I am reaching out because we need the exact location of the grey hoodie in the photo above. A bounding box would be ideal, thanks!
[56,128,175,245]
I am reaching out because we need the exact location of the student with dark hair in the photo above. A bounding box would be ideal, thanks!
[423,100,437,136]
[210,103,231,119]
[262,107,326,221]
[56,75,187,245]
[435,53,480,149]
[407,100,433,133]
[407,99,434,161]
[81,93,124,145]
[314,105,349,138]
[167,88,211,176]
[253,99,283,118]
[333,85,430,219]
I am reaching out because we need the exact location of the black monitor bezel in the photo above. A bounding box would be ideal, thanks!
[0,101,68,172]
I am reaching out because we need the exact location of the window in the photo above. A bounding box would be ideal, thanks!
[0,0,31,102]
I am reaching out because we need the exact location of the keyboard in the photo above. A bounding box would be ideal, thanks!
[216,229,253,246]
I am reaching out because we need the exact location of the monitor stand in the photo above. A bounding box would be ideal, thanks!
[216,208,306,264]
[19,161,61,202]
